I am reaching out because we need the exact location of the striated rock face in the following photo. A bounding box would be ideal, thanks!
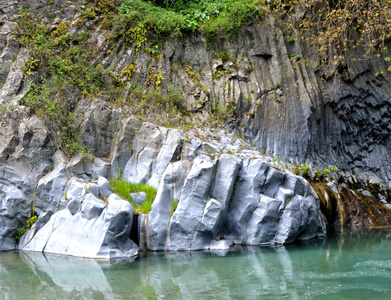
[0,99,326,256]
[134,128,326,251]
[20,178,138,259]
[1,1,391,258]
[2,1,391,186]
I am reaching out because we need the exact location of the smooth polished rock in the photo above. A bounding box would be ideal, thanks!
[139,160,191,251]
[166,156,215,251]
[20,193,138,259]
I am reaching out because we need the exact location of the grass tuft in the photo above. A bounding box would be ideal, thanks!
[110,178,157,214]
[170,198,179,218]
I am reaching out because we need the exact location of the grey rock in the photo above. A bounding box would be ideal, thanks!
[130,192,146,206]
[20,193,138,259]
[109,116,141,179]
[81,194,106,219]
[139,160,191,250]
[68,153,94,179]
[92,157,110,179]
[123,123,167,184]
[64,177,87,201]
[0,184,30,250]
[210,154,242,206]
[246,195,283,244]
[225,158,325,245]
[274,193,325,243]
[181,139,199,160]
[224,158,270,244]
[35,151,70,215]
[199,142,220,157]
[198,199,224,237]
[97,177,112,199]
[166,157,215,251]
[148,129,184,189]
[360,189,372,197]
[327,182,339,194]
[67,198,81,215]
[77,98,123,157]
[273,195,307,244]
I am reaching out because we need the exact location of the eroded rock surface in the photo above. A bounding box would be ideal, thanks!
[135,129,326,251]
[2,2,391,258]
[20,181,138,259]
[0,117,326,256]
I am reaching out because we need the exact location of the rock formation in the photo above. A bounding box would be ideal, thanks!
[0,0,391,258]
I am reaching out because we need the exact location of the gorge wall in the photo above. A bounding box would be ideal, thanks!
[1,0,391,258]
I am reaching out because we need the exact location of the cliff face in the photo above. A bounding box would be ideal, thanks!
[1,0,391,256]
[2,1,391,183]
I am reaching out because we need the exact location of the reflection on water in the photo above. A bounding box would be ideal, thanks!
[1,228,391,299]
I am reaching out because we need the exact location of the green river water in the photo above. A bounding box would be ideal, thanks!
[1,228,391,299]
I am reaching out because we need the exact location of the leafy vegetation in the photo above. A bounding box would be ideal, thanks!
[27,215,38,228]
[110,178,157,214]
[113,0,266,45]
[15,228,26,240]
[277,0,391,66]
[0,104,7,116]
[21,79,86,155]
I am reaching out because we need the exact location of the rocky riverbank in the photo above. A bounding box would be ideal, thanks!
[1,0,391,259]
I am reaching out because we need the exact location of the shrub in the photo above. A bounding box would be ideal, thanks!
[117,0,266,44]
[301,164,310,178]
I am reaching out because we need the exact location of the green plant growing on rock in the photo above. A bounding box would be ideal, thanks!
[27,215,38,228]
[21,79,85,156]
[301,164,310,178]
[279,0,391,70]
[109,178,157,214]
[16,228,26,240]
[116,0,266,47]
[0,104,7,116]
[314,167,323,181]
[170,198,179,218]
[23,57,39,77]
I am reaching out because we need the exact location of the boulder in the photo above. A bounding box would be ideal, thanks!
[20,193,138,259]
[139,160,191,250]
[166,156,215,251]
[225,158,326,245]
[130,192,146,206]
[122,123,167,183]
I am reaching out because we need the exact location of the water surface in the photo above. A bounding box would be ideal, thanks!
[1,228,391,299]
